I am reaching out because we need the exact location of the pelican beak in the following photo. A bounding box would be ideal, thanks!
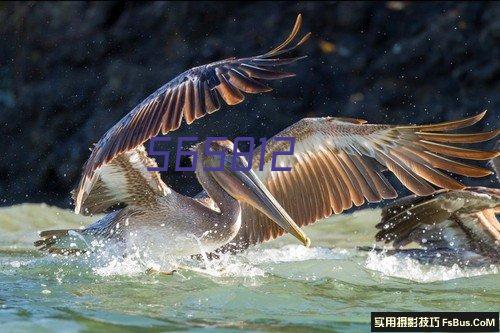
[210,155,310,247]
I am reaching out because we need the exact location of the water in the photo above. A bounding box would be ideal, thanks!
[0,204,498,332]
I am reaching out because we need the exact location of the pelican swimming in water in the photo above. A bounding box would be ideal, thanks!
[35,14,499,262]
[36,14,312,257]
[35,140,309,257]
[373,187,499,267]
[36,112,499,258]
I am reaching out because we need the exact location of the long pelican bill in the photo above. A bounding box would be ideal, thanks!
[210,155,310,247]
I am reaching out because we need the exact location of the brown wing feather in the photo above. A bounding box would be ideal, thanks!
[74,145,171,215]
[74,14,310,214]
[218,112,499,253]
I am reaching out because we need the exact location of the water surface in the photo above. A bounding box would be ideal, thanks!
[0,204,498,332]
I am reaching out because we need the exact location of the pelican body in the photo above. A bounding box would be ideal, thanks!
[373,187,500,266]
[35,141,308,258]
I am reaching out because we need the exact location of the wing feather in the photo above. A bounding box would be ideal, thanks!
[218,112,498,252]
[74,145,171,215]
[317,150,344,214]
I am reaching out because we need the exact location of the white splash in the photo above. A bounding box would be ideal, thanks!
[365,250,498,283]
[9,260,21,268]
[183,255,266,279]
[243,244,349,264]
[182,245,349,279]
[91,255,149,277]
[85,244,351,278]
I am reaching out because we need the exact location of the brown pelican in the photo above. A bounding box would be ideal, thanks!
[374,187,499,266]
[35,141,309,256]
[36,14,312,257]
[36,111,499,258]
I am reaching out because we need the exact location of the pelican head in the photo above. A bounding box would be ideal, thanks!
[196,140,310,247]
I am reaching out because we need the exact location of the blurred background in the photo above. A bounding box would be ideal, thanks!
[0,1,498,208]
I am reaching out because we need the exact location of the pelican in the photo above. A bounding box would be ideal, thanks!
[36,14,312,257]
[36,112,499,259]
[35,140,309,257]
[35,14,500,262]
[374,187,499,266]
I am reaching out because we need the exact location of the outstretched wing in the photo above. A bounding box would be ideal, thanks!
[375,187,500,256]
[222,112,499,251]
[74,14,310,213]
[74,145,171,215]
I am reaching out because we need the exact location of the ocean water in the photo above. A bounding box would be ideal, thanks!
[0,204,498,332]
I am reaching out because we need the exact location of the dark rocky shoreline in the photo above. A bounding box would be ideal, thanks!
[1,1,498,208]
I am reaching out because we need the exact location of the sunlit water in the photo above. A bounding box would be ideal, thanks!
[0,204,498,332]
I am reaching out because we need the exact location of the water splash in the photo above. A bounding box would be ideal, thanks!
[84,244,350,279]
[243,244,350,264]
[175,245,350,279]
[365,249,499,282]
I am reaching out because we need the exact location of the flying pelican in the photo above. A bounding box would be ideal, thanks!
[374,187,499,266]
[36,112,499,259]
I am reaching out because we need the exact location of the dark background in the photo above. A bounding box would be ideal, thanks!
[0,1,498,208]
